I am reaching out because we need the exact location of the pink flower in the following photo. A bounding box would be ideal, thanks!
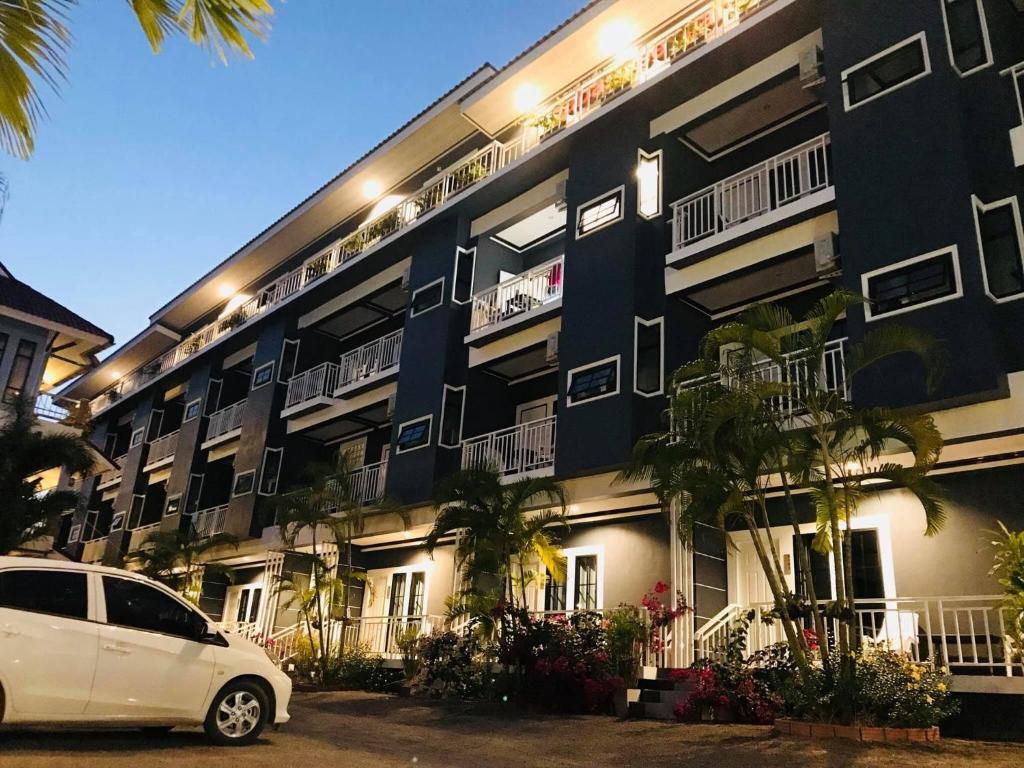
[653,581,668,594]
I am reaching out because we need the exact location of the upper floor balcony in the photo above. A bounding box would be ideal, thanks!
[143,429,179,473]
[668,133,834,265]
[203,399,247,448]
[468,257,564,343]
[346,459,388,506]
[461,416,557,480]
[191,504,229,539]
[97,453,127,491]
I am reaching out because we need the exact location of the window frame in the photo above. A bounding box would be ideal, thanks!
[129,427,145,449]
[232,469,257,498]
[451,247,477,305]
[0,568,89,621]
[278,338,301,384]
[182,398,202,424]
[566,355,621,408]
[940,0,992,77]
[633,316,665,397]
[395,415,433,455]
[410,277,446,318]
[438,385,467,448]
[842,32,932,111]
[258,447,285,496]
[164,494,182,517]
[251,361,275,391]
[67,524,82,544]
[973,194,1024,303]
[109,511,127,532]
[548,545,605,612]
[2,338,37,404]
[99,574,203,642]
[575,186,625,239]
[861,246,963,321]
[636,149,663,220]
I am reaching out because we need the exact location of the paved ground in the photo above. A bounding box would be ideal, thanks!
[0,691,1022,767]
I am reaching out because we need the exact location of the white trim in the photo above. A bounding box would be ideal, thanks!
[184,473,204,515]
[861,245,964,321]
[451,247,477,305]
[562,545,605,611]
[204,378,223,416]
[633,316,665,397]
[940,0,993,78]
[278,338,301,384]
[395,414,433,455]
[182,398,202,424]
[164,493,182,517]
[364,563,432,618]
[575,185,625,240]
[129,427,145,448]
[67,524,82,544]
[438,385,467,448]
[251,361,275,391]
[258,446,284,496]
[842,32,932,112]
[566,355,621,408]
[410,276,446,318]
[232,469,256,498]
[972,194,1024,303]
[109,511,126,532]
[636,149,662,220]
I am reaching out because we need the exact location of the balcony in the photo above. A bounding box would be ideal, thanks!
[669,133,834,263]
[336,329,403,396]
[461,416,557,480]
[143,430,180,472]
[203,399,246,448]
[80,536,108,563]
[191,505,229,539]
[468,257,564,341]
[347,460,388,505]
[127,522,162,553]
[284,362,340,416]
[97,453,127,490]
[33,394,69,423]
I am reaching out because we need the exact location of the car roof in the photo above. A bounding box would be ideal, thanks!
[0,556,152,582]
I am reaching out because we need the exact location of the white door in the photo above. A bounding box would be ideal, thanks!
[223,584,264,627]
[516,396,555,425]
[0,567,99,717]
[86,575,217,719]
[731,538,775,606]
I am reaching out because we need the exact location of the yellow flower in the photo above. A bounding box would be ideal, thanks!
[925,695,933,704]
[937,682,946,692]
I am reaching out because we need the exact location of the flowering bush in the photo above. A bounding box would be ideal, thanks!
[854,647,957,728]
[411,627,489,699]
[671,662,780,724]
[640,580,690,655]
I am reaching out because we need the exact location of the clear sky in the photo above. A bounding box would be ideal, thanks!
[0,0,581,352]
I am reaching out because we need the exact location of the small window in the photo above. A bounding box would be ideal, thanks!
[129,427,145,448]
[102,576,198,640]
[165,495,182,517]
[110,511,127,532]
[576,187,624,238]
[634,317,664,396]
[439,386,466,448]
[204,379,223,416]
[862,247,962,320]
[68,524,82,544]
[637,150,662,220]
[942,0,991,76]
[232,469,256,497]
[396,415,432,454]
[184,474,204,516]
[127,494,146,529]
[842,33,931,110]
[544,568,566,612]
[251,362,274,390]
[183,399,202,423]
[0,569,88,620]
[567,357,620,406]
[411,278,445,317]
[452,248,476,304]
[3,338,37,403]
[278,339,300,383]
[573,555,599,611]
[259,447,284,496]
[974,197,1024,301]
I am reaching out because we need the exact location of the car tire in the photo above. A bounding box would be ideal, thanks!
[203,680,269,747]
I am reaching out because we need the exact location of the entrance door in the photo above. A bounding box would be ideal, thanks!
[223,584,264,627]
[731,538,775,606]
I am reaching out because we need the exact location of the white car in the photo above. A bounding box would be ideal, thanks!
[0,557,291,746]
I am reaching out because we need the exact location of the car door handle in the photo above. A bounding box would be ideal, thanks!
[103,643,132,655]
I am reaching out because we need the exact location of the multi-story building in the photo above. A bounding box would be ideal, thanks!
[57,0,1024,695]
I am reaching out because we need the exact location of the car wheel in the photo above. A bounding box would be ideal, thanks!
[204,681,268,746]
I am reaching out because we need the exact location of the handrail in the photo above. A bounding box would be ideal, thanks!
[206,399,246,440]
[191,504,229,538]
[146,429,180,465]
[337,329,403,391]
[461,416,557,477]
[285,361,341,409]
[470,256,564,333]
[348,460,388,505]
[98,453,128,486]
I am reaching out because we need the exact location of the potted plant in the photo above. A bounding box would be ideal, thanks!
[528,111,563,139]
[396,625,422,696]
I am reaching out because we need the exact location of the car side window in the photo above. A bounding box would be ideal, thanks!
[0,569,88,620]
[102,576,198,640]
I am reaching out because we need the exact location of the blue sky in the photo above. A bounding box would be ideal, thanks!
[0,0,580,350]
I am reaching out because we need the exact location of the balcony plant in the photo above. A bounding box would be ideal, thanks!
[988,522,1024,661]
[527,111,563,139]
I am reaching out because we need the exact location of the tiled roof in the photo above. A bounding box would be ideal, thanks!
[0,263,112,341]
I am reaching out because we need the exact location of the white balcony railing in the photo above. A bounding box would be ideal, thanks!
[128,522,162,552]
[338,329,403,391]
[285,362,340,410]
[671,133,832,253]
[98,453,127,487]
[33,394,69,422]
[206,399,246,441]
[348,460,388,505]
[80,537,108,563]
[461,416,557,478]
[470,257,564,334]
[145,430,180,467]
[191,505,229,539]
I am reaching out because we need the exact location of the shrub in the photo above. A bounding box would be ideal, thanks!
[672,662,779,724]
[289,635,386,690]
[853,648,958,728]
[412,627,489,699]
[605,605,647,687]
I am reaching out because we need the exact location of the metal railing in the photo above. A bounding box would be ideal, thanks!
[349,460,388,505]
[80,537,108,563]
[145,430,180,467]
[206,399,246,441]
[337,329,403,391]
[191,504,229,539]
[285,362,341,409]
[33,394,69,422]
[461,416,557,477]
[671,133,832,252]
[98,453,127,487]
[127,522,162,552]
[470,256,564,333]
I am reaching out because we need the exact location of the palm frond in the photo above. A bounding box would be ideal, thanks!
[847,324,947,393]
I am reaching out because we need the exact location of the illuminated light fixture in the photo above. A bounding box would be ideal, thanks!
[844,460,864,474]
[110,370,122,380]
[598,19,637,59]
[513,83,542,112]
[217,283,235,299]
[41,371,55,387]
[219,292,252,318]
[364,194,404,224]
[636,149,662,220]
[362,179,383,198]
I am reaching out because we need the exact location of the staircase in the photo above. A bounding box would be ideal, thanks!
[626,666,695,720]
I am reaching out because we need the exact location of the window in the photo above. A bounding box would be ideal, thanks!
[146,409,163,442]
[204,379,222,416]
[184,473,204,516]
[544,568,566,612]
[439,385,466,448]
[842,33,931,111]
[794,530,884,601]
[410,277,445,317]
[232,469,256,497]
[127,494,145,529]
[102,576,199,639]
[165,495,182,517]
[567,356,620,406]
[576,187,624,238]
[129,427,145,448]
[634,317,664,396]
[259,447,284,496]
[941,0,992,76]
[3,339,37,403]
[278,339,300,383]
[552,547,604,611]
[110,511,126,532]
[68,524,82,544]
[974,196,1024,301]
[0,569,87,620]
[574,555,599,611]
[395,415,432,454]
[637,150,662,220]
[862,247,962,320]
[251,361,274,390]
[183,399,202,423]
[452,247,476,304]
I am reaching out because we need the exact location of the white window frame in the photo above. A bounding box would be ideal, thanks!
[164,493,182,517]
[438,385,467,448]
[67,524,82,544]
[973,194,1024,303]
[184,473,204,515]
[451,247,477,305]
[633,316,665,397]
[232,469,257,498]
[258,447,285,496]
[636,149,663,220]
[562,545,605,611]
[940,0,993,78]
[183,398,202,424]
[251,361,275,391]
[109,511,126,532]
[842,32,932,112]
[395,414,433,455]
[363,563,432,618]
[861,246,964,321]
[410,277,446,318]
[129,427,145,449]
[566,355,621,408]
[278,338,301,384]
[575,185,625,239]
[204,378,223,416]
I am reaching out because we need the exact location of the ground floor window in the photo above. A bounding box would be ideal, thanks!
[544,546,603,612]
[793,529,884,601]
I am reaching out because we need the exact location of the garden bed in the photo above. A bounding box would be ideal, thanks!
[775,718,941,742]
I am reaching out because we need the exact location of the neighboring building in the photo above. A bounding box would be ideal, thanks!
[57,0,1024,692]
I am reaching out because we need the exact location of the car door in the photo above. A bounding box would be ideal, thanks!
[85,574,218,720]
[0,567,99,717]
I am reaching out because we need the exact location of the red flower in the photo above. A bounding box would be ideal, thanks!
[653,580,668,594]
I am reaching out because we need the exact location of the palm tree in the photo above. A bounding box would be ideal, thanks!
[0,396,92,554]
[0,0,275,159]
[126,525,238,604]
